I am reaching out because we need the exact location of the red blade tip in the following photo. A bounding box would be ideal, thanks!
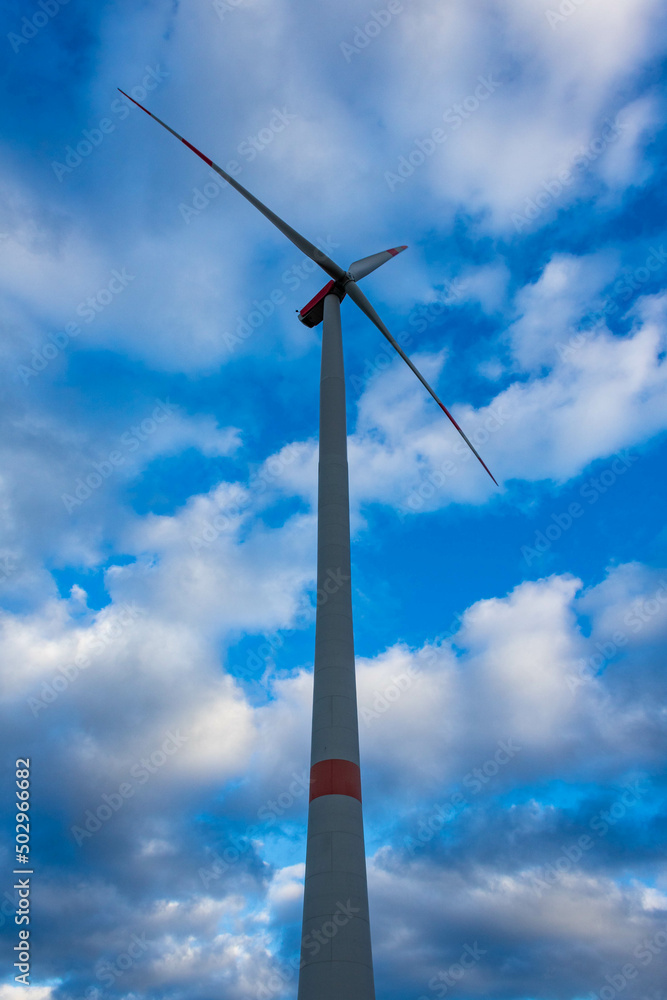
[117,88,151,115]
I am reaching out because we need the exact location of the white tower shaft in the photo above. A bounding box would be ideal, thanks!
[297,292,375,999]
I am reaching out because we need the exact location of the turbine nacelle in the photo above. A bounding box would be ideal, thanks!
[297,246,408,327]
[298,279,341,328]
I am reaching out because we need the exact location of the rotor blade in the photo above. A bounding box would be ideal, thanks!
[117,89,346,282]
[345,281,498,486]
[348,245,408,281]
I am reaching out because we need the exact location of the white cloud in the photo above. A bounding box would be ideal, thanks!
[368,858,667,998]
[351,278,667,501]
[507,251,617,371]
[0,990,54,1000]
[379,0,665,229]
[1,483,664,994]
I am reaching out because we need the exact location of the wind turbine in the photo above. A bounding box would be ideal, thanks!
[119,89,497,1000]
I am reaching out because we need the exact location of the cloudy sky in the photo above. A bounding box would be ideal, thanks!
[1,0,667,997]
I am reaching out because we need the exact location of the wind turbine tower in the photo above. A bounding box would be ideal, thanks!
[119,89,496,1000]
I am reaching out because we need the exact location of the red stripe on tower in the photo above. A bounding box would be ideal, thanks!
[309,758,362,802]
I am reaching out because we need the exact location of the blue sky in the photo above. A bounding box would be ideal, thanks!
[1,1,667,998]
